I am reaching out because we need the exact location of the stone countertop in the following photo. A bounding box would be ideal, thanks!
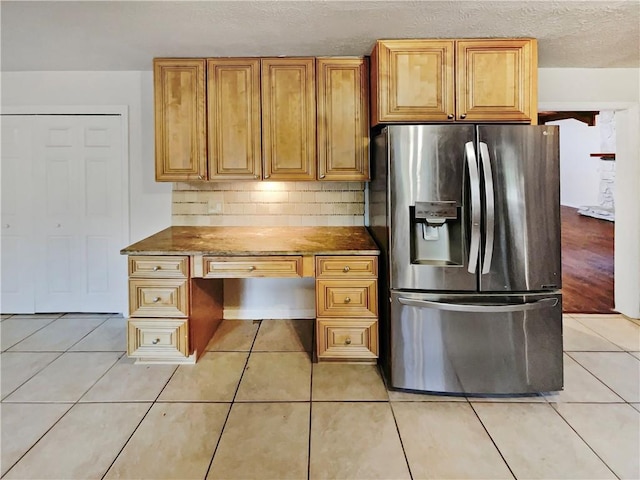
[121,226,380,256]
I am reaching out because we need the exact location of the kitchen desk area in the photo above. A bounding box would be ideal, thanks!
[121,226,380,364]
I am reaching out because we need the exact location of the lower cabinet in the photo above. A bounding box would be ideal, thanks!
[316,319,378,360]
[315,255,379,363]
[126,255,193,363]
[125,253,379,364]
[128,318,190,359]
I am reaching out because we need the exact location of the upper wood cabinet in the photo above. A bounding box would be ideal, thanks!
[261,58,316,181]
[370,38,537,125]
[154,59,207,181]
[371,40,454,124]
[317,57,370,181]
[207,58,262,181]
[154,56,370,182]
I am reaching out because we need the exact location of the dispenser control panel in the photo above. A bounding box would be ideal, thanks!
[414,201,458,221]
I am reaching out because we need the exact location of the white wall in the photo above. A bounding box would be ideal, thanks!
[3,68,639,318]
[548,118,601,208]
[539,67,640,318]
[1,71,171,243]
[539,68,640,104]
[224,278,316,319]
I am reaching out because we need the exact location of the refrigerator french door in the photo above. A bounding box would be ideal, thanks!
[370,124,563,394]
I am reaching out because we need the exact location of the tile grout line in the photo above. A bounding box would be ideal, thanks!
[570,315,639,351]
[0,401,76,477]
[387,397,414,480]
[2,316,60,352]
[2,316,121,401]
[467,401,518,480]
[0,351,65,402]
[100,360,182,479]
[99,402,156,480]
[203,319,262,479]
[307,319,316,480]
[2,316,122,478]
[379,364,415,479]
[565,351,630,403]
[63,316,114,351]
[548,403,622,480]
[4,314,113,353]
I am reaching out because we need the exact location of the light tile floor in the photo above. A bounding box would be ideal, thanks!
[1,313,639,479]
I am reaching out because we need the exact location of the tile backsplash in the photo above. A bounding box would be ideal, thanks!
[172,181,365,227]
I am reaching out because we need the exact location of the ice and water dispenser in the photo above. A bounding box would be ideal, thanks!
[410,200,464,266]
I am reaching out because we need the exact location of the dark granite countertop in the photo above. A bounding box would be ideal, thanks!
[121,226,380,256]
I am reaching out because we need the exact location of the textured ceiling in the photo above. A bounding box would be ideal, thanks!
[1,0,639,71]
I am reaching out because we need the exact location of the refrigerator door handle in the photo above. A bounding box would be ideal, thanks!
[397,297,558,313]
[465,141,481,274]
[479,142,495,274]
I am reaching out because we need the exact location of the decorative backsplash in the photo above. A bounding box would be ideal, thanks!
[172,181,365,227]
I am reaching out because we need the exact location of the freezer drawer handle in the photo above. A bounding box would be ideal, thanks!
[465,142,481,274]
[397,297,558,313]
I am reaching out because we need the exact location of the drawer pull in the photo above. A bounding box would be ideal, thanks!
[248,266,256,271]
[345,337,352,345]
[151,338,161,345]
[344,297,351,304]
[343,266,350,273]
[152,266,160,271]
[152,297,161,303]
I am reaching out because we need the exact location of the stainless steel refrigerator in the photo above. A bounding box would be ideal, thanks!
[367,124,563,394]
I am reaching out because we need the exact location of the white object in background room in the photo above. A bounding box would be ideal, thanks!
[578,111,616,221]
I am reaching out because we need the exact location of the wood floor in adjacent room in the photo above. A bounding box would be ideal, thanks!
[561,205,615,313]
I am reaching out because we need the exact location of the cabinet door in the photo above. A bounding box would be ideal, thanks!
[154,59,207,181]
[317,57,370,181]
[371,40,455,126]
[261,58,316,181]
[456,39,537,123]
[207,59,262,180]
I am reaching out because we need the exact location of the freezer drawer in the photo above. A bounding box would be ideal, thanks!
[389,291,563,394]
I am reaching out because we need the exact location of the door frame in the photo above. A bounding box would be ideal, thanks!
[539,101,640,319]
[2,105,130,314]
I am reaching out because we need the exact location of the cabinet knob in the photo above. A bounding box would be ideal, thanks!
[253,175,259,179]
[152,266,160,271]
[152,338,160,345]
[197,175,204,180]
[344,297,351,304]
[319,174,326,179]
[264,174,270,179]
[460,114,467,119]
[152,297,160,303]
[345,337,352,345]
[343,266,350,273]
[248,266,256,271]
[447,114,454,119]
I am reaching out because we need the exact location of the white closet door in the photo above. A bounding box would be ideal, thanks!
[1,116,36,313]
[32,115,126,313]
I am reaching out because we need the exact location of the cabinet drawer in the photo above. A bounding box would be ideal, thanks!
[127,318,189,359]
[317,319,378,359]
[316,279,378,317]
[316,256,377,278]
[129,256,188,279]
[203,256,302,278]
[129,279,189,317]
